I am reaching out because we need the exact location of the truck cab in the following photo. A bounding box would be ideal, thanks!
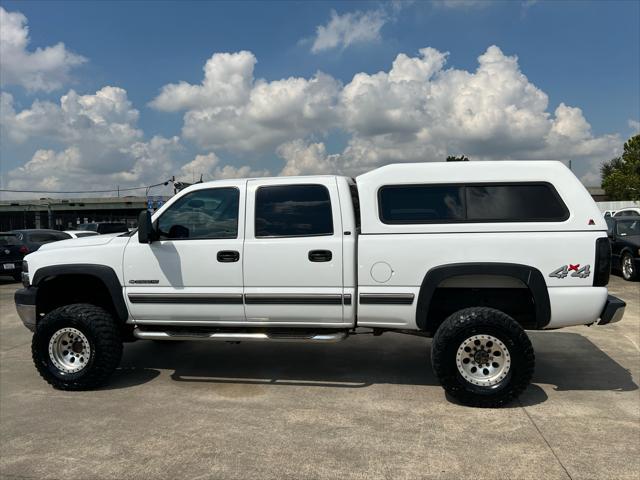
[125,175,357,329]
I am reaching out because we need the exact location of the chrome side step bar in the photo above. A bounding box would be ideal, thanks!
[133,329,348,343]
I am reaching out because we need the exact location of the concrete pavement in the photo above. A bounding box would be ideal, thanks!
[0,275,638,479]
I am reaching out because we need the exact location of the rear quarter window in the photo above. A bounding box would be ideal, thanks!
[378,182,568,224]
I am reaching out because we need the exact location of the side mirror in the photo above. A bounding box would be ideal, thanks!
[138,210,154,244]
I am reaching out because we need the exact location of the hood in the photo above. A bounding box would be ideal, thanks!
[38,233,124,251]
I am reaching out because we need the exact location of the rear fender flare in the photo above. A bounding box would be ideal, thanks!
[415,262,550,331]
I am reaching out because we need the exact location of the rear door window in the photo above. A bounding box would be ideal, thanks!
[255,184,333,237]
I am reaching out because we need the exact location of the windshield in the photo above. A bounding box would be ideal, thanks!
[616,219,640,236]
[0,234,19,246]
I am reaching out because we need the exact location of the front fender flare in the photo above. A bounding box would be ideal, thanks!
[32,264,128,322]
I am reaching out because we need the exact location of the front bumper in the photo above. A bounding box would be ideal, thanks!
[598,295,626,325]
[14,287,37,332]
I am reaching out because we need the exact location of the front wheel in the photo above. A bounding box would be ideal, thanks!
[32,304,123,390]
[431,307,534,408]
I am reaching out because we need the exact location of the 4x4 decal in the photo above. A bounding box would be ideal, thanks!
[549,264,591,279]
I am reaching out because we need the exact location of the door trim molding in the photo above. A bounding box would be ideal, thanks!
[244,294,343,305]
[359,293,415,305]
[128,293,243,304]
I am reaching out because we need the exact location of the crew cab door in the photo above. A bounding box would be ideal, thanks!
[123,181,246,325]
[243,178,347,326]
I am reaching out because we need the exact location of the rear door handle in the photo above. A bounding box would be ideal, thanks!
[308,250,332,262]
[217,250,240,263]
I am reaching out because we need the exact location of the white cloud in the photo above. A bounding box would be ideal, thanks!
[0,7,86,92]
[629,119,640,133]
[274,45,619,180]
[433,0,492,10]
[278,140,340,176]
[310,9,387,53]
[179,152,270,181]
[150,52,341,152]
[150,51,256,112]
[3,44,622,193]
[1,87,180,195]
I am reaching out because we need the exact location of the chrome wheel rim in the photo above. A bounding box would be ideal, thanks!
[456,334,511,387]
[48,328,91,374]
[623,255,634,279]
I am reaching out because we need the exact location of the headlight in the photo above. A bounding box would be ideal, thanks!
[21,261,29,287]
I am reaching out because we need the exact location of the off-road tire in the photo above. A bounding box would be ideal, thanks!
[32,304,122,390]
[431,307,535,408]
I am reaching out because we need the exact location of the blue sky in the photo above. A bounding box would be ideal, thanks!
[1,0,639,197]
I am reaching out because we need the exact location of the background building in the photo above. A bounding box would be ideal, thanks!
[0,196,169,231]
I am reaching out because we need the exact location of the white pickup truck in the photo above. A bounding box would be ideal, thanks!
[15,161,626,407]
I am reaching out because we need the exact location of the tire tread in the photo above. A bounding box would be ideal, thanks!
[431,307,535,408]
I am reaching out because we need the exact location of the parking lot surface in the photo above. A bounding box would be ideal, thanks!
[0,275,638,480]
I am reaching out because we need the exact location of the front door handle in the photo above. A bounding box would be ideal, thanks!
[308,250,332,262]
[217,250,240,263]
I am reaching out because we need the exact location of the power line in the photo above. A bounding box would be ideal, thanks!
[0,180,172,195]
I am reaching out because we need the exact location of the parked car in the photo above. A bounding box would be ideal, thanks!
[608,217,640,281]
[15,161,625,407]
[77,223,129,234]
[10,230,72,256]
[0,232,27,281]
[613,207,640,217]
[64,230,100,239]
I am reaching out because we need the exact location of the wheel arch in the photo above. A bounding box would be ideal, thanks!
[416,262,550,332]
[32,264,128,323]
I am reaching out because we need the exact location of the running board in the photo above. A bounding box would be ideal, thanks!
[133,329,348,343]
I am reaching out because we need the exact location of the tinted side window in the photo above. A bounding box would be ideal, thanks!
[466,185,568,221]
[157,188,239,240]
[255,184,333,237]
[379,185,464,223]
[28,232,66,243]
[378,183,568,224]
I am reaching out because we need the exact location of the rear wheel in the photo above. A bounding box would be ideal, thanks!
[32,304,122,390]
[621,252,637,281]
[431,307,534,408]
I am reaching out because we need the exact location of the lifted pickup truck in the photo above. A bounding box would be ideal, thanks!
[15,161,626,407]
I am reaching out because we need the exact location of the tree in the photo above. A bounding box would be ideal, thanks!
[601,134,640,201]
[446,155,469,161]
